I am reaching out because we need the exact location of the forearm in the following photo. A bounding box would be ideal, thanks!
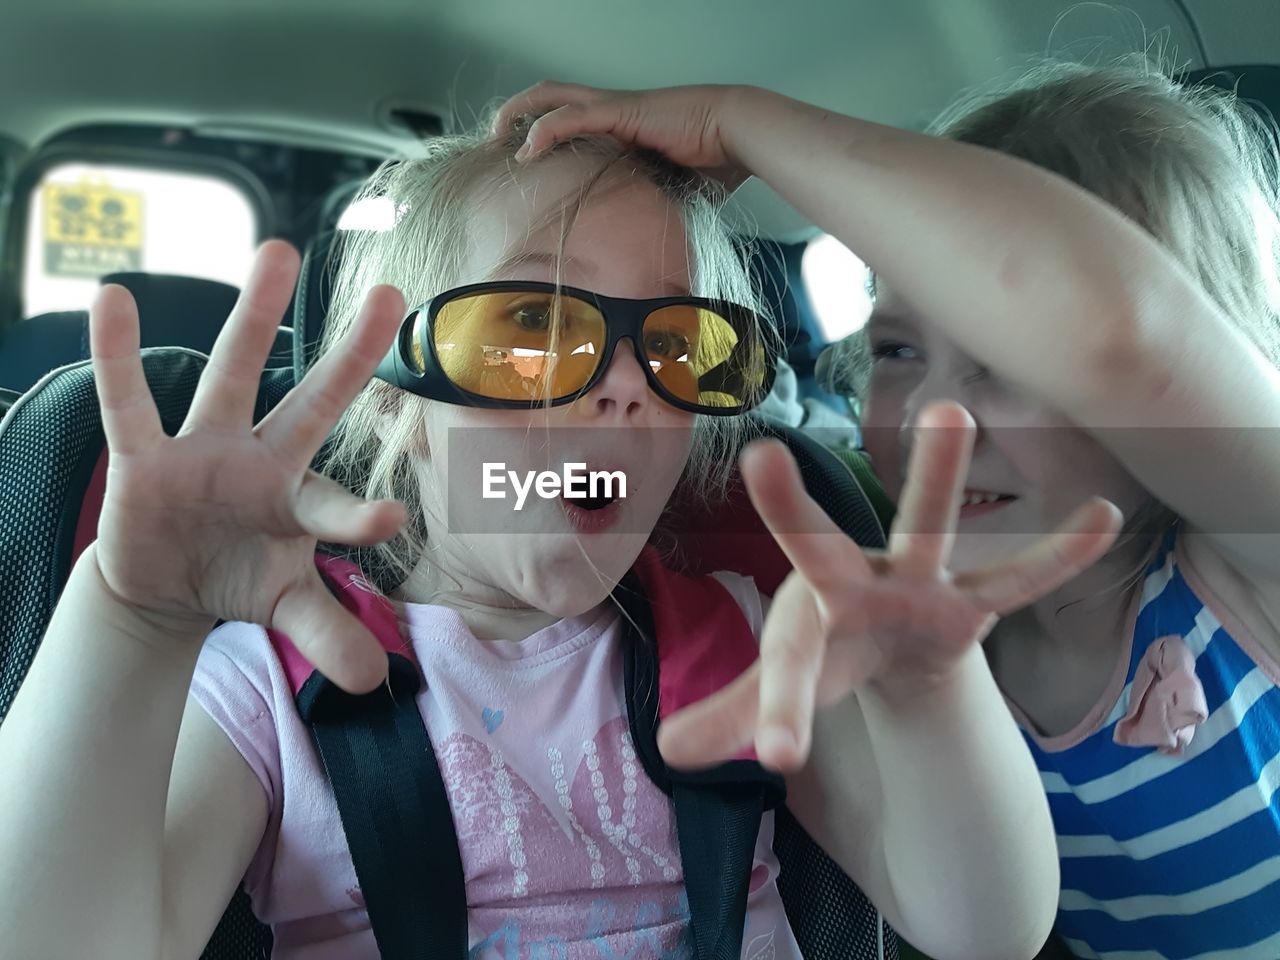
[724,86,1190,414]
[0,546,208,960]
[859,646,1059,960]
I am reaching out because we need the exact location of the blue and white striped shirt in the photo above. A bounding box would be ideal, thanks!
[1019,526,1280,959]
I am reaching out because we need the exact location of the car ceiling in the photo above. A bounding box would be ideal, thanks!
[0,0,1274,240]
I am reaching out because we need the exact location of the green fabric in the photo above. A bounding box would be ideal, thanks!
[829,447,896,535]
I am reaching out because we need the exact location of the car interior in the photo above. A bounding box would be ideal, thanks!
[0,2,1277,959]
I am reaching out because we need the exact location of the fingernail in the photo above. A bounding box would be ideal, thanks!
[514,140,532,162]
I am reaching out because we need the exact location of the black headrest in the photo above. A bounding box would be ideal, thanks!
[0,311,90,394]
[103,273,294,368]
[101,273,241,353]
[0,274,295,399]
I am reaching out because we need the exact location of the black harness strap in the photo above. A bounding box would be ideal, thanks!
[672,781,771,960]
[616,571,786,960]
[296,654,468,960]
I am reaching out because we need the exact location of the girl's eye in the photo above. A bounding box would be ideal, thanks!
[510,303,554,332]
[645,330,691,360]
[870,341,920,362]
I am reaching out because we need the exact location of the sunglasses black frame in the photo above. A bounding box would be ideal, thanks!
[373,281,776,416]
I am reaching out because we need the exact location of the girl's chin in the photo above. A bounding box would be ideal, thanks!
[525,528,650,569]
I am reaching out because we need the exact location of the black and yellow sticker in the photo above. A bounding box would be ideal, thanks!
[43,180,144,278]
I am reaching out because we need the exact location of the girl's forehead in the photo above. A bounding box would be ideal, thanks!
[867,284,979,365]
[866,282,921,329]
[461,161,692,292]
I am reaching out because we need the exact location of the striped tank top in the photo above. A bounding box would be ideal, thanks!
[1013,525,1280,959]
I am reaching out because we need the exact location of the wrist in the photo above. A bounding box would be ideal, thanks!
[77,545,216,651]
[862,644,989,713]
[718,85,780,170]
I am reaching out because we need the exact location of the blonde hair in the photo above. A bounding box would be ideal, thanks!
[314,120,769,586]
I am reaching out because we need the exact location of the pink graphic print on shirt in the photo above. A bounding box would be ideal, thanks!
[437,713,694,958]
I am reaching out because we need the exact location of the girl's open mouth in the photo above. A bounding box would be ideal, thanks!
[571,494,616,511]
[958,489,1017,519]
[560,492,623,532]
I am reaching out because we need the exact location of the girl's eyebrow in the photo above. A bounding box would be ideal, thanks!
[865,307,917,332]
[490,250,588,276]
[489,250,691,296]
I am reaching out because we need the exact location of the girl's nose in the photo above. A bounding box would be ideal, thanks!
[580,339,651,420]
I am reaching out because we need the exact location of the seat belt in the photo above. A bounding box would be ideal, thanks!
[286,557,468,959]
[615,564,785,960]
[296,654,467,959]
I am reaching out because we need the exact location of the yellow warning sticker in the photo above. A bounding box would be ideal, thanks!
[43,180,144,278]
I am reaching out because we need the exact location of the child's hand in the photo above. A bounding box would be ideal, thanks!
[493,81,756,190]
[657,401,1123,772]
[89,241,406,692]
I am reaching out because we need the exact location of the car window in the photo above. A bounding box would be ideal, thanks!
[22,161,259,316]
[801,233,871,343]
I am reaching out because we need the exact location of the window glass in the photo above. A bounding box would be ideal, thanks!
[801,233,872,342]
[23,162,258,316]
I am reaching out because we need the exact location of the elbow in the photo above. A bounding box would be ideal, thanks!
[1050,293,1178,423]
[900,852,1061,960]
[908,910,1057,960]
[1085,298,1173,404]
[991,249,1171,419]
[1066,244,1215,419]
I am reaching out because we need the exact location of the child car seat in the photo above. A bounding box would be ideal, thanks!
[0,348,897,960]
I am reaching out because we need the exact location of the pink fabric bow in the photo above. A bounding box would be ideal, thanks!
[1113,635,1208,755]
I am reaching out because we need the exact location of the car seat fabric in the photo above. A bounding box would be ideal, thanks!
[0,346,898,960]
[830,447,895,537]
[0,349,202,719]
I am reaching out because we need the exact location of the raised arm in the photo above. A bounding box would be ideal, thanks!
[0,243,406,958]
[501,82,1280,577]
[654,403,1121,959]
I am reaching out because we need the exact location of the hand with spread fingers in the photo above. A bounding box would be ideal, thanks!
[88,241,407,692]
[657,401,1122,773]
